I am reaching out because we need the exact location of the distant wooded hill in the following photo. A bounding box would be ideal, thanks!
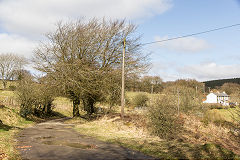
[203,78,240,88]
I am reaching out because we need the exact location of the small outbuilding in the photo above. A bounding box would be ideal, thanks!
[203,91,229,106]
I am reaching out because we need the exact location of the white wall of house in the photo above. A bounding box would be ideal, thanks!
[203,93,217,103]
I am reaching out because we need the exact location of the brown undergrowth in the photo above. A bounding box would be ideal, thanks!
[73,112,238,159]
[181,114,240,155]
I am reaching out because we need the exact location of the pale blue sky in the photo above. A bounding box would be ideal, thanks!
[138,0,240,81]
[0,0,239,81]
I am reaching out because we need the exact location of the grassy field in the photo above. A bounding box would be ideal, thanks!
[126,91,163,105]
[204,107,239,123]
[0,80,17,90]
[52,97,73,117]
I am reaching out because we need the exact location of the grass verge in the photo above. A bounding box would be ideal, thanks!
[72,114,238,159]
[0,106,34,160]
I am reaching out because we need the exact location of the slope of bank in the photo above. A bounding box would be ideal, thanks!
[0,105,33,159]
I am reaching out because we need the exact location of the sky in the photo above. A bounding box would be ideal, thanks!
[0,0,239,82]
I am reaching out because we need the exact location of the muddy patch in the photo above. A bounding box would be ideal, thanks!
[35,136,53,140]
[42,140,97,149]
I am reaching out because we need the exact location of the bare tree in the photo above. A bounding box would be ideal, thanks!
[33,18,149,116]
[0,53,27,89]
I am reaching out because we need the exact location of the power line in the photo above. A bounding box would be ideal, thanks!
[140,23,240,46]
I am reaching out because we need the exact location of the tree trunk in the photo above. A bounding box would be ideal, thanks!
[67,90,80,117]
[2,80,7,89]
[73,98,80,117]
[46,103,52,114]
[83,97,94,115]
[42,102,52,115]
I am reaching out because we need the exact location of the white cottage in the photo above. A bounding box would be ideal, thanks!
[203,92,230,106]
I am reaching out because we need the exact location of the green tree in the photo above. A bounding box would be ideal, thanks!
[33,19,149,116]
[140,76,163,93]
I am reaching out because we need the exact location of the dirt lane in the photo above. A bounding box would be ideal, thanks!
[16,118,155,160]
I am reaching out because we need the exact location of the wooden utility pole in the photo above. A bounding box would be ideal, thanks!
[151,84,154,94]
[177,88,180,116]
[195,86,198,98]
[121,38,126,119]
[203,83,205,94]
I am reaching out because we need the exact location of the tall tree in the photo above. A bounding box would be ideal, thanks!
[0,53,27,89]
[33,19,149,116]
[140,76,163,93]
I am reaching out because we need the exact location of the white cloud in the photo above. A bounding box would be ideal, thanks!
[149,61,182,81]
[0,33,37,57]
[154,36,210,52]
[0,0,172,38]
[0,0,172,57]
[179,62,240,81]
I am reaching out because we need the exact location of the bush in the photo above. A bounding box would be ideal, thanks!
[17,76,36,118]
[104,87,121,109]
[204,104,229,109]
[8,85,17,91]
[229,102,237,108]
[132,93,149,108]
[162,85,205,115]
[125,96,131,107]
[17,75,54,118]
[147,95,183,139]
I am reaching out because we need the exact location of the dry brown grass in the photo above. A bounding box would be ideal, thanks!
[73,112,238,159]
[182,114,240,155]
[74,114,162,146]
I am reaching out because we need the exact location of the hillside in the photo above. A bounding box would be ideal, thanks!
[204,78,240,89]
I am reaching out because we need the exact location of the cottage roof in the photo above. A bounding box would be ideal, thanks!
[214,92,229,97]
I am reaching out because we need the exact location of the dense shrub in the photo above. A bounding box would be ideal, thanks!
[17,76,36,117]
[211,105,229,109]
[147,95,183,139]
[104,87,121,108]
[132,93,149,108]
[204,104,229,109]
[163,85,206,115]
[8,85,17,91]
[147,84,207,139]
[17,75,54,118]
[124,96,131,107]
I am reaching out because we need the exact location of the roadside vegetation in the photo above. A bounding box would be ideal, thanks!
[0,88,33,160]
[70,79,240,159]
